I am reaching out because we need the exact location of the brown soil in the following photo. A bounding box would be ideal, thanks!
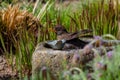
[0,55,18,80]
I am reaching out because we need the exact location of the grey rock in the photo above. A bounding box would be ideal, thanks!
[32,42,95,79]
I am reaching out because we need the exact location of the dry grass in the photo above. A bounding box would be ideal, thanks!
[1,5,41,31]
[0,5,42,53]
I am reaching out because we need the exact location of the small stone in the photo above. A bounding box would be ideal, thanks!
[0,56,3,63]
[0,65,4,71]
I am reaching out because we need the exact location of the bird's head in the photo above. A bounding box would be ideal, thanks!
[54,25,68,35]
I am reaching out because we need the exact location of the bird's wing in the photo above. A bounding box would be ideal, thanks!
[57,29,93,40]
[69,32,79,40]
[67,29,93,40]
[79,29,92,34]
[78,29,93,37]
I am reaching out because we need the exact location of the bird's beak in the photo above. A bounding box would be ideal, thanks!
[49,28,56,32]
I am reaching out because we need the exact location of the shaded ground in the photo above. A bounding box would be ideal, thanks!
[0,55,18,80]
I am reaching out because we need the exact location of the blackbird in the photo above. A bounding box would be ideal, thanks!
[54,25,92,49]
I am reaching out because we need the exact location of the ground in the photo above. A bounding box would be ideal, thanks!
[0,55,18,80]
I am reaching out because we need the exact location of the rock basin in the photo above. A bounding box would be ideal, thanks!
[32,42,95,79]
[32,39,118,79]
